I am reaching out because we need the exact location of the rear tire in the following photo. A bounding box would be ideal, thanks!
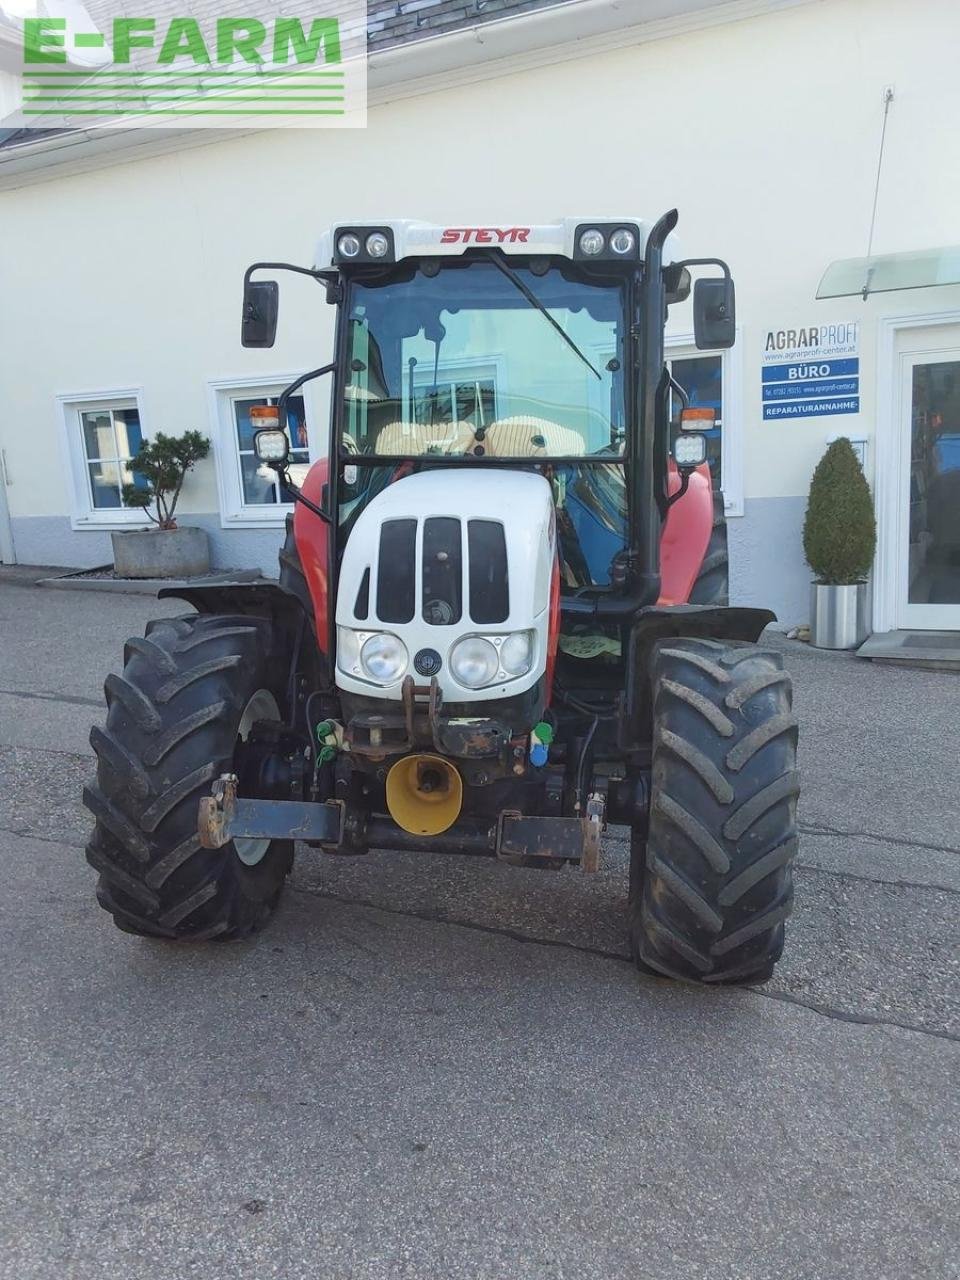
[84,613,294,940]
[629,637,799,983]
[688,491,729,605]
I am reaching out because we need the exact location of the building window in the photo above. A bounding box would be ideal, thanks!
[231,393,310,505]
[209,375,322,527]
[664,333,743,517]
[667,353,723,486]
[57,389,149,528]
[79,405,145,509]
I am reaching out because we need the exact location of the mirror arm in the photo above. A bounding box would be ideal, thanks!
[667,372,689,413]
[666,469,692,510]
[267,462,332,525]
[276,362,336,431]
[675,256,732,281]
[243,260,337,288]
[264,359,337,526]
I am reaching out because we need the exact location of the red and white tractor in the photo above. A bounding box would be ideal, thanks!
[85,212,799,983]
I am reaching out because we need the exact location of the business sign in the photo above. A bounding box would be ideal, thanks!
[11,0,365,129]
[761,322,860,421]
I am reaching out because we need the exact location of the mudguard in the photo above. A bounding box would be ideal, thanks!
[620,602,776,749]
[291,458,331,652]
[658,461,714,605]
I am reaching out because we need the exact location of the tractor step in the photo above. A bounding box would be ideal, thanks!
[198,775,603,870]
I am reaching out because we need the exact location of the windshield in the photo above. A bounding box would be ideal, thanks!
[342,259,627,459]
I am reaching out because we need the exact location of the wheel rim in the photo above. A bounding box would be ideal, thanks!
[233,689,281,867]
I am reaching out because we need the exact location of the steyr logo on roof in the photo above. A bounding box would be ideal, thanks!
[15,0,366,131]
[441,228,531,245]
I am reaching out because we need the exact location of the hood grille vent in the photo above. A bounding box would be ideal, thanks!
[372,516,510,627]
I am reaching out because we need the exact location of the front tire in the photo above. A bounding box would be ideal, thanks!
[630,637,799,983]
[84,613,294,940]
[688,491,729,605]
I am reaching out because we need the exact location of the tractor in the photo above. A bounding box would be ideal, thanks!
[84,211,799,983]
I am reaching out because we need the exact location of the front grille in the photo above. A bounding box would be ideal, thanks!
[467,519,509,623]
[422,517,462,626]
[372,515,509,628]
[376,518,417,623]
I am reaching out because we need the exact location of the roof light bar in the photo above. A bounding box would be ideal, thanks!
[333,226,396,266]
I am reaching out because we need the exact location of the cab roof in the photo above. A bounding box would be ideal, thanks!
[314,218,681,269]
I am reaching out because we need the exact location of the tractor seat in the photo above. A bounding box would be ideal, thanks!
[375,420,476,456]
[481,416,585,457]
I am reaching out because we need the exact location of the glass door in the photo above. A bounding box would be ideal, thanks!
[898,338,960,629]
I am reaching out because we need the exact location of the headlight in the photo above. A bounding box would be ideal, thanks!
[450,636,500,689]
[579,229,605,257]
[499,630,534,676]
[610,228,636,255]
[366,232,389,258]
[337,232,361,259]
[360,632,408,683]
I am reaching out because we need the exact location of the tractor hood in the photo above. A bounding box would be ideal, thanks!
[334,469,556,704]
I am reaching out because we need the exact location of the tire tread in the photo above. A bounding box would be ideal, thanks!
[631,636,800,984]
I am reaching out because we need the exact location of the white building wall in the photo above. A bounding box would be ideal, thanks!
[1,0,959,623]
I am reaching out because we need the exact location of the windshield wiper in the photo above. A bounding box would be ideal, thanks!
[484,251,601,381]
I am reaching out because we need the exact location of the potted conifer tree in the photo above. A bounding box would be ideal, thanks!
[802,437,876,649]
[112,430,212,579]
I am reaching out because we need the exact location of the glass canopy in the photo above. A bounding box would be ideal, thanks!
[817,246,960,299]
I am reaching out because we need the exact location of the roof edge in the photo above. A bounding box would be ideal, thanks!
[0,0,816,190]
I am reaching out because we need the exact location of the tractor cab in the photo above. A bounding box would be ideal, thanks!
[244,218,736,714]
[83,212,800,989]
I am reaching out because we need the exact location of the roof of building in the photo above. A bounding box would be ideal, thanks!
[0,0,569,152]
[367,0,566,49]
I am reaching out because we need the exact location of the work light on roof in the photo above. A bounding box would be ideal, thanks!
[579,229,606,257]
[338,233,361,259]
[610,228,637,255]
[365,232,390,259]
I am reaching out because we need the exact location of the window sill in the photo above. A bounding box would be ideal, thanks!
[219,506,293,531]
[70,511,155,533]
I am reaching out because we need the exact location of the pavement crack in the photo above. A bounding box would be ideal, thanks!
[289,882,631,964]
[799,821,960,858]
[293,883,958,1046]
[795,861,960,897]
[0,824,85,850]
[0,687,102,709]
[750,988,960,1046]
[0,743,92,762]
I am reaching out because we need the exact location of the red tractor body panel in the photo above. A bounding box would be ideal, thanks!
[293,458,717,651]
[657,461,714,606]
[293,458,331,652]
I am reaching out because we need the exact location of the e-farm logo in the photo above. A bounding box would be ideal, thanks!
[17,0,365,127]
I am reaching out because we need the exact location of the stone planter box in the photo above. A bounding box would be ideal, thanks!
[809,582,869,650]
[111,527,210,579]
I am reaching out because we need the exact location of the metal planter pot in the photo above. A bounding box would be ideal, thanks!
[809,582,869,650]
[111,527,210,579]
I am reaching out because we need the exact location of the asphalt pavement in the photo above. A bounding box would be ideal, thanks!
[0,572,958,1280]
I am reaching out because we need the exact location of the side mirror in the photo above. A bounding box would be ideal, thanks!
[693,277,736,350]
[241,279,279,348]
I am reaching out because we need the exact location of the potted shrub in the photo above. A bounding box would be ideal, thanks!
[802,437,876,649]
[112,430,212,579]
